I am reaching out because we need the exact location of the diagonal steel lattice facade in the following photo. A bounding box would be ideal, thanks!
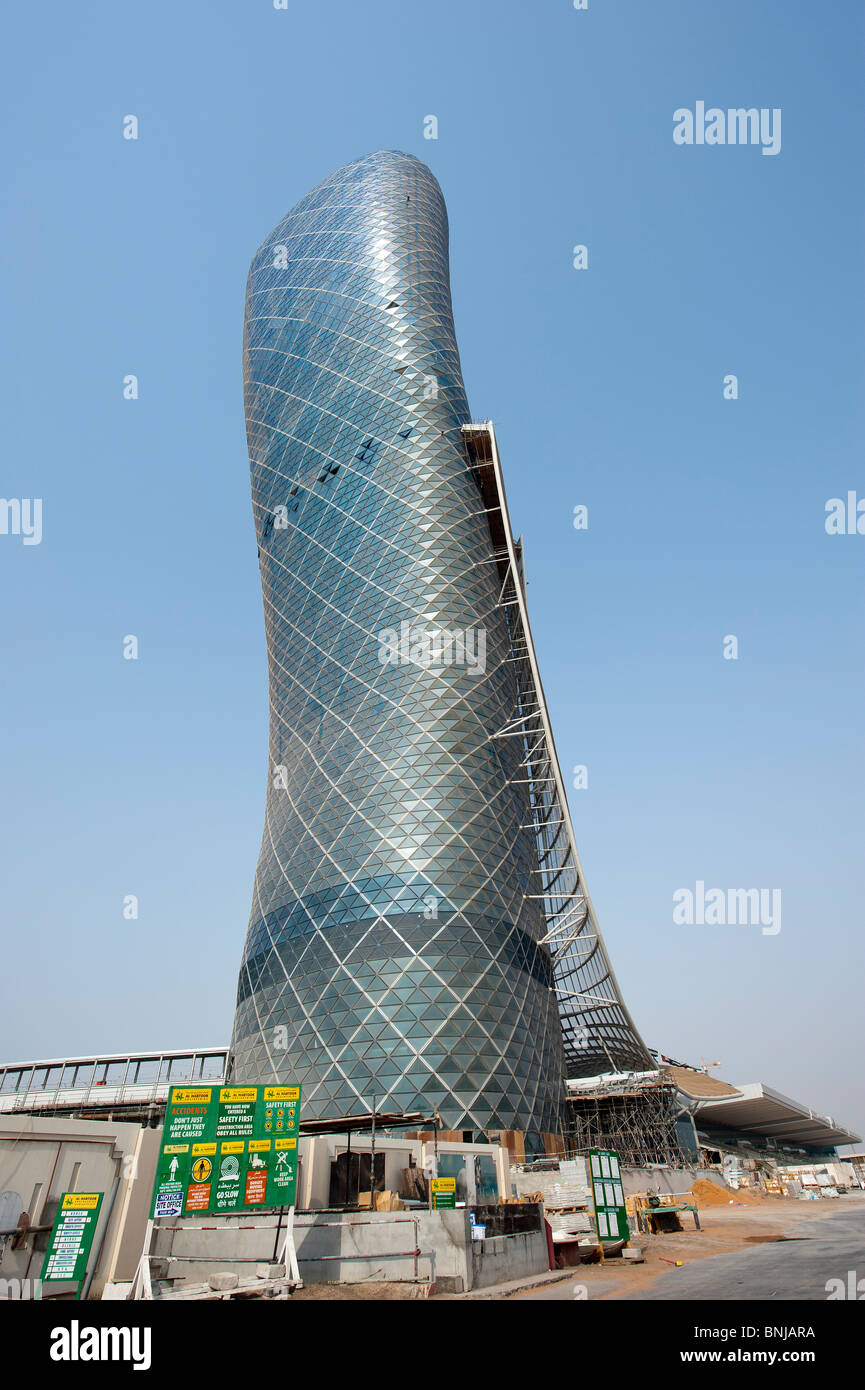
[229,150,650,1135]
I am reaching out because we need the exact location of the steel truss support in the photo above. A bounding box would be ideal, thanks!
[463,421,652,1080]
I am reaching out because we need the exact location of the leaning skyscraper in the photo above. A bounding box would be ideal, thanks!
[230,151,650,1137]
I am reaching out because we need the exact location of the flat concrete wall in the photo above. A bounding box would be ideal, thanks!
[296,1206,548,1289]
[295,1210,468,1286]
[469,1229,549,1290]
[150,1206,548,1292]
[620,1166,727,1197]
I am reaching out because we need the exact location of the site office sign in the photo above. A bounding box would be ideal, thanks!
[588,1148,628,1243]
[41,1192,104,1289]
[150,1085,301,1219]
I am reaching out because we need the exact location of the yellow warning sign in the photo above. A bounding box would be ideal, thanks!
[264,1087,300,1102]
[171,1088,213,1104]
[249,1140,272,1153]
[191,1157,213,1183]
[220,1141,244,1154]
[61,1193,101,1210]
[219,1087,258,1103]
[192,1143,217,1156]
[275,1137,297,1150]
[163,1144,190,1155]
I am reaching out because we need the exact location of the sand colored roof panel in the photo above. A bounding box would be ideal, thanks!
[663,1066,741,1099]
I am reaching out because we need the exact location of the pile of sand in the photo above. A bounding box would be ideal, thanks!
[689,1179,768,1207]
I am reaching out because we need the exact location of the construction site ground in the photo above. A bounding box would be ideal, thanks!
[500,1194,865,1301]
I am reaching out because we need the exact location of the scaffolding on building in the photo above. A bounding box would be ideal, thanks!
[563,1072,687,1169]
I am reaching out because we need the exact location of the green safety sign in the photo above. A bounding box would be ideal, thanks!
[41,1192,104,1290]
[431,1177,456,1210]
[150,1085,301,1219]
[588,1148,629,1242]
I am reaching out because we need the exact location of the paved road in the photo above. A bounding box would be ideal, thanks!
[622,1208,864,1301]
[512,1208,865,1302]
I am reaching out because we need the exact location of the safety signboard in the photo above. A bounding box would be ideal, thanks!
[588,1148,628,1242]
[431,1176,457,1210]
[41,1192,104,1289]
[149,1085,301,1218]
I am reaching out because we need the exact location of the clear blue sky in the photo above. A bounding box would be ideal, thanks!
[2,1,862,1144]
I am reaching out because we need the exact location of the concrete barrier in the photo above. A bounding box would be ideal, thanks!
[149,1204,549,1293]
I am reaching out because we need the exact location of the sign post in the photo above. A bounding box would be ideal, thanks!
[130,1219,153,1301]
[277,1205,301,1283]
[41,1192,104,1298]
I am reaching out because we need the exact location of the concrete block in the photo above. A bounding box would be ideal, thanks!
[254,1262,285,1279]
[100,1283,134,1301]
[208,1272,239,1292]
[429,1276,464,1295]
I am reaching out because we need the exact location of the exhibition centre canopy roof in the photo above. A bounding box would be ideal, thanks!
[692,1082,860,1150]
[566,1067,859,1153]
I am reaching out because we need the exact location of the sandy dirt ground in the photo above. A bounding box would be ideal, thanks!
[513,1195,865,1300]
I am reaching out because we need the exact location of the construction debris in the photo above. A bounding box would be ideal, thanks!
[508,1157,599,1257]
[510,1157,592,1209]
[689,1179,768,1207]
[357,1190,404,1212]
[158,1272,299,1301]
[397,1168,429,1204]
